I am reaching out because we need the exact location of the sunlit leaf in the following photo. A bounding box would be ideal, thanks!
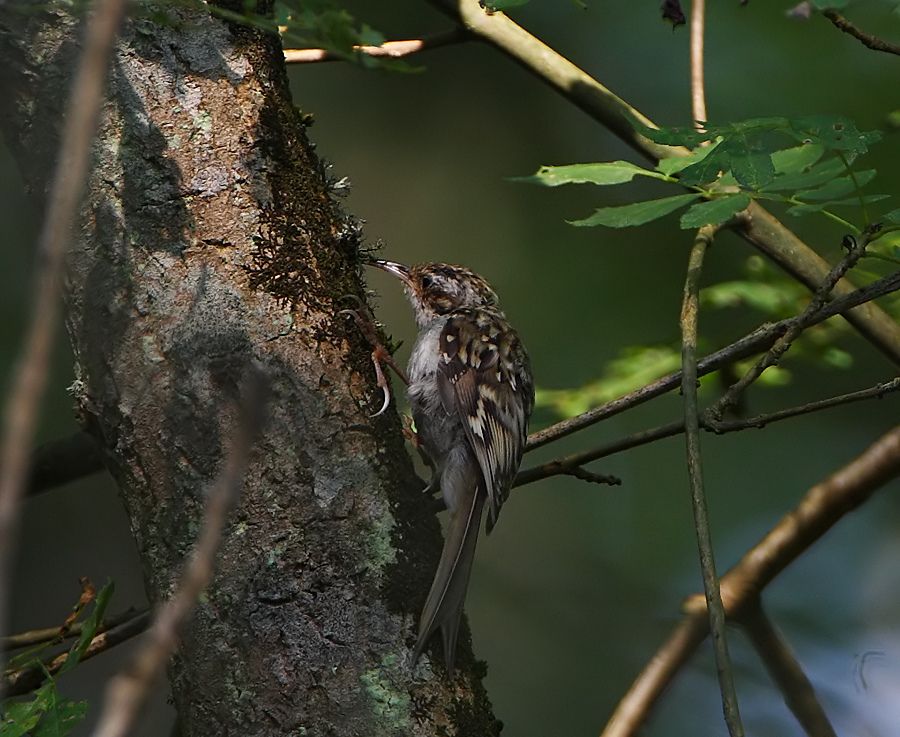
[679,194,751,228]
[569,193,700,228]
[761,157,845,192]
[771,143,825,174]
[514,161,659,187]
[656,139,721,176]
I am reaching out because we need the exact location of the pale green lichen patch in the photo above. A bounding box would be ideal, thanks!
[365,501,397,575]
[360,654,412,733]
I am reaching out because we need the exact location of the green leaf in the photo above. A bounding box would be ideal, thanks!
[883,208,900,224]
[789,116,881,156]
[771,143,825,175]
[0,699,44,737]
[679,194,751,228]
[761,157,845,192]
[60,580,114,674]
[730,150,776,190]
[656,140,721,176]
[795,170,876,201]
[33,698,87,737]
[787,194,887,216]
[514,161,658,187]
[569,193,700,228]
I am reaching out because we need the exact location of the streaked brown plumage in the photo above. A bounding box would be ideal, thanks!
[371,259,534,675]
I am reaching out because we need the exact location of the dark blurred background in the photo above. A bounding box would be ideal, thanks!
[4,1,900,735]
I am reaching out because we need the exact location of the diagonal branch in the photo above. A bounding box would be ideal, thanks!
[3,611,151,697]
[600,426,900,737]
[821,8,900,57]
[524,267,900,456]
[517,376,900,489]
[708,235,870,422]
[739,603,838,737]
[426,0,900,365]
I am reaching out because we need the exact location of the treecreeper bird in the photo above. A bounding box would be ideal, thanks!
[370,260,534,676]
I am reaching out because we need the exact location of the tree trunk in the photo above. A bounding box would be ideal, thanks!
[0,3,498,735]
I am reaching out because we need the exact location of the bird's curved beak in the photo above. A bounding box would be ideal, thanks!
[369,259,414,289]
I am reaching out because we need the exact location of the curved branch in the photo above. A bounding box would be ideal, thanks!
[600,426,900,737]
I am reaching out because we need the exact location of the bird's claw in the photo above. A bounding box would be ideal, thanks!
[341,302,407,417]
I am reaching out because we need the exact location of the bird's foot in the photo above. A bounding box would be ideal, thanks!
[340,298,408,417]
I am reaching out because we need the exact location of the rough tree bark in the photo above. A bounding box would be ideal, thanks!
[0,3,499,735]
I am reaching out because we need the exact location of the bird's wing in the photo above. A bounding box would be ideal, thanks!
[436,309,533,532]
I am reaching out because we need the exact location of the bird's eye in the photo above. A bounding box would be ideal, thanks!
[421,274,434,290]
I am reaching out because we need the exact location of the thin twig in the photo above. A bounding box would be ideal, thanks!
[821,8,900,57]
[518,377,899,488]
[680,226,744,737]
[690,0,708,129]
[283,28,470,63]
[600,426,900,737]
[3,611,151,697]
[25,432,105,497]
[518,422,684,488]
[526,266,900,453]
[2,608,144,651]
[0,0,126,679]
[426,0,900,364]
[740,603,838,737]
[707,377,900,434]
[89,374,266,737]
[709,235,869,422]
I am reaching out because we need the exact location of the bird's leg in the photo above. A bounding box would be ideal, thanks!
[401,414,440,497]
[340,298,408,417]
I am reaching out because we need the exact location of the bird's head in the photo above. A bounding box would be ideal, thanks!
[371,260,499,327]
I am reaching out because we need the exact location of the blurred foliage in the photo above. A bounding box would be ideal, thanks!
[1,582,114,737]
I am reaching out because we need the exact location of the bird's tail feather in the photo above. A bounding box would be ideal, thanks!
[414,484,485,676]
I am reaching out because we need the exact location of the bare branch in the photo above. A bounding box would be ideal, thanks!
[3,611,151,697]
[89,374,266,737]
[283,28,469,63]
[2,608,145,652]
[680,226,744,737]
[26,432,105,497]
[707,377,900,434]
[740,603,838,737]
[709,235,870,422]
[600,426,900,737]
[526,267,900,453]
[519,378,899,489]
[0,0,126,676]
[821,8,900,57]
